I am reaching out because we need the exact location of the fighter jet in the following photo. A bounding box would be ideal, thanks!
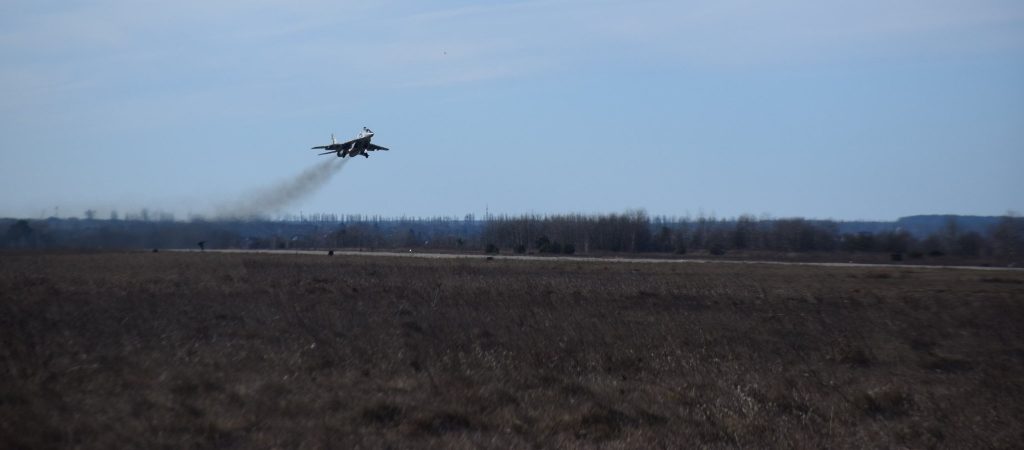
[312,127,390,158]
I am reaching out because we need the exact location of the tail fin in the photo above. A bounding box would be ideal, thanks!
[331,133,336,144]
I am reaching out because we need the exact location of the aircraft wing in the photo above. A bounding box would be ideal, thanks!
[311,136,362,150]
[367,143,389,151]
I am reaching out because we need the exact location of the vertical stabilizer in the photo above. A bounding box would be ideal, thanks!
[331,133,336,144]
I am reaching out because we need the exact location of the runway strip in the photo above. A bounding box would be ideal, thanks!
[172,248,1023,272]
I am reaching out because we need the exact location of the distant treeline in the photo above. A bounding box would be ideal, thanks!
[481,212,1022,260]
[2,212,1022,262]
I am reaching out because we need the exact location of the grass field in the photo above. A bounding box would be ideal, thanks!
[2,252,1023,448]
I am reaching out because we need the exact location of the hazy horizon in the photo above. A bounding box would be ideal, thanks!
[3,204,1017,224]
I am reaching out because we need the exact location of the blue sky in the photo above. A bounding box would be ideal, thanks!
[2,0,1022,221]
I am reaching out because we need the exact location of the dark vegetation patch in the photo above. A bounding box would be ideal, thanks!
[979,277,1023,284]
[577,406,638,439]
[921,354,975,374]
[908,337,937,352]
[415,411,478,435]
[1,252,1022,448]
[830,339,875,367]
[360,403,403,426]
[859,388,915,419]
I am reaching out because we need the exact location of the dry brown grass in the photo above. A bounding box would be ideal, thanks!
[2,252,1023,448]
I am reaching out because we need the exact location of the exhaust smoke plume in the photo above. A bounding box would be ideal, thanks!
[214,158,348,220]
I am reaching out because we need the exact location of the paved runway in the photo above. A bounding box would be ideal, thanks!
[173,248,1022,272]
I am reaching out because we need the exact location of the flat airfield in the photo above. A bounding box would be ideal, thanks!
[2,251,1022,448]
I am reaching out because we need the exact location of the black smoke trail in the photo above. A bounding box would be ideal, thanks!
[213,158,348,220]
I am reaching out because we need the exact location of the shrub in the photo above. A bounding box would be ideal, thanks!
[535,236,551,252]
